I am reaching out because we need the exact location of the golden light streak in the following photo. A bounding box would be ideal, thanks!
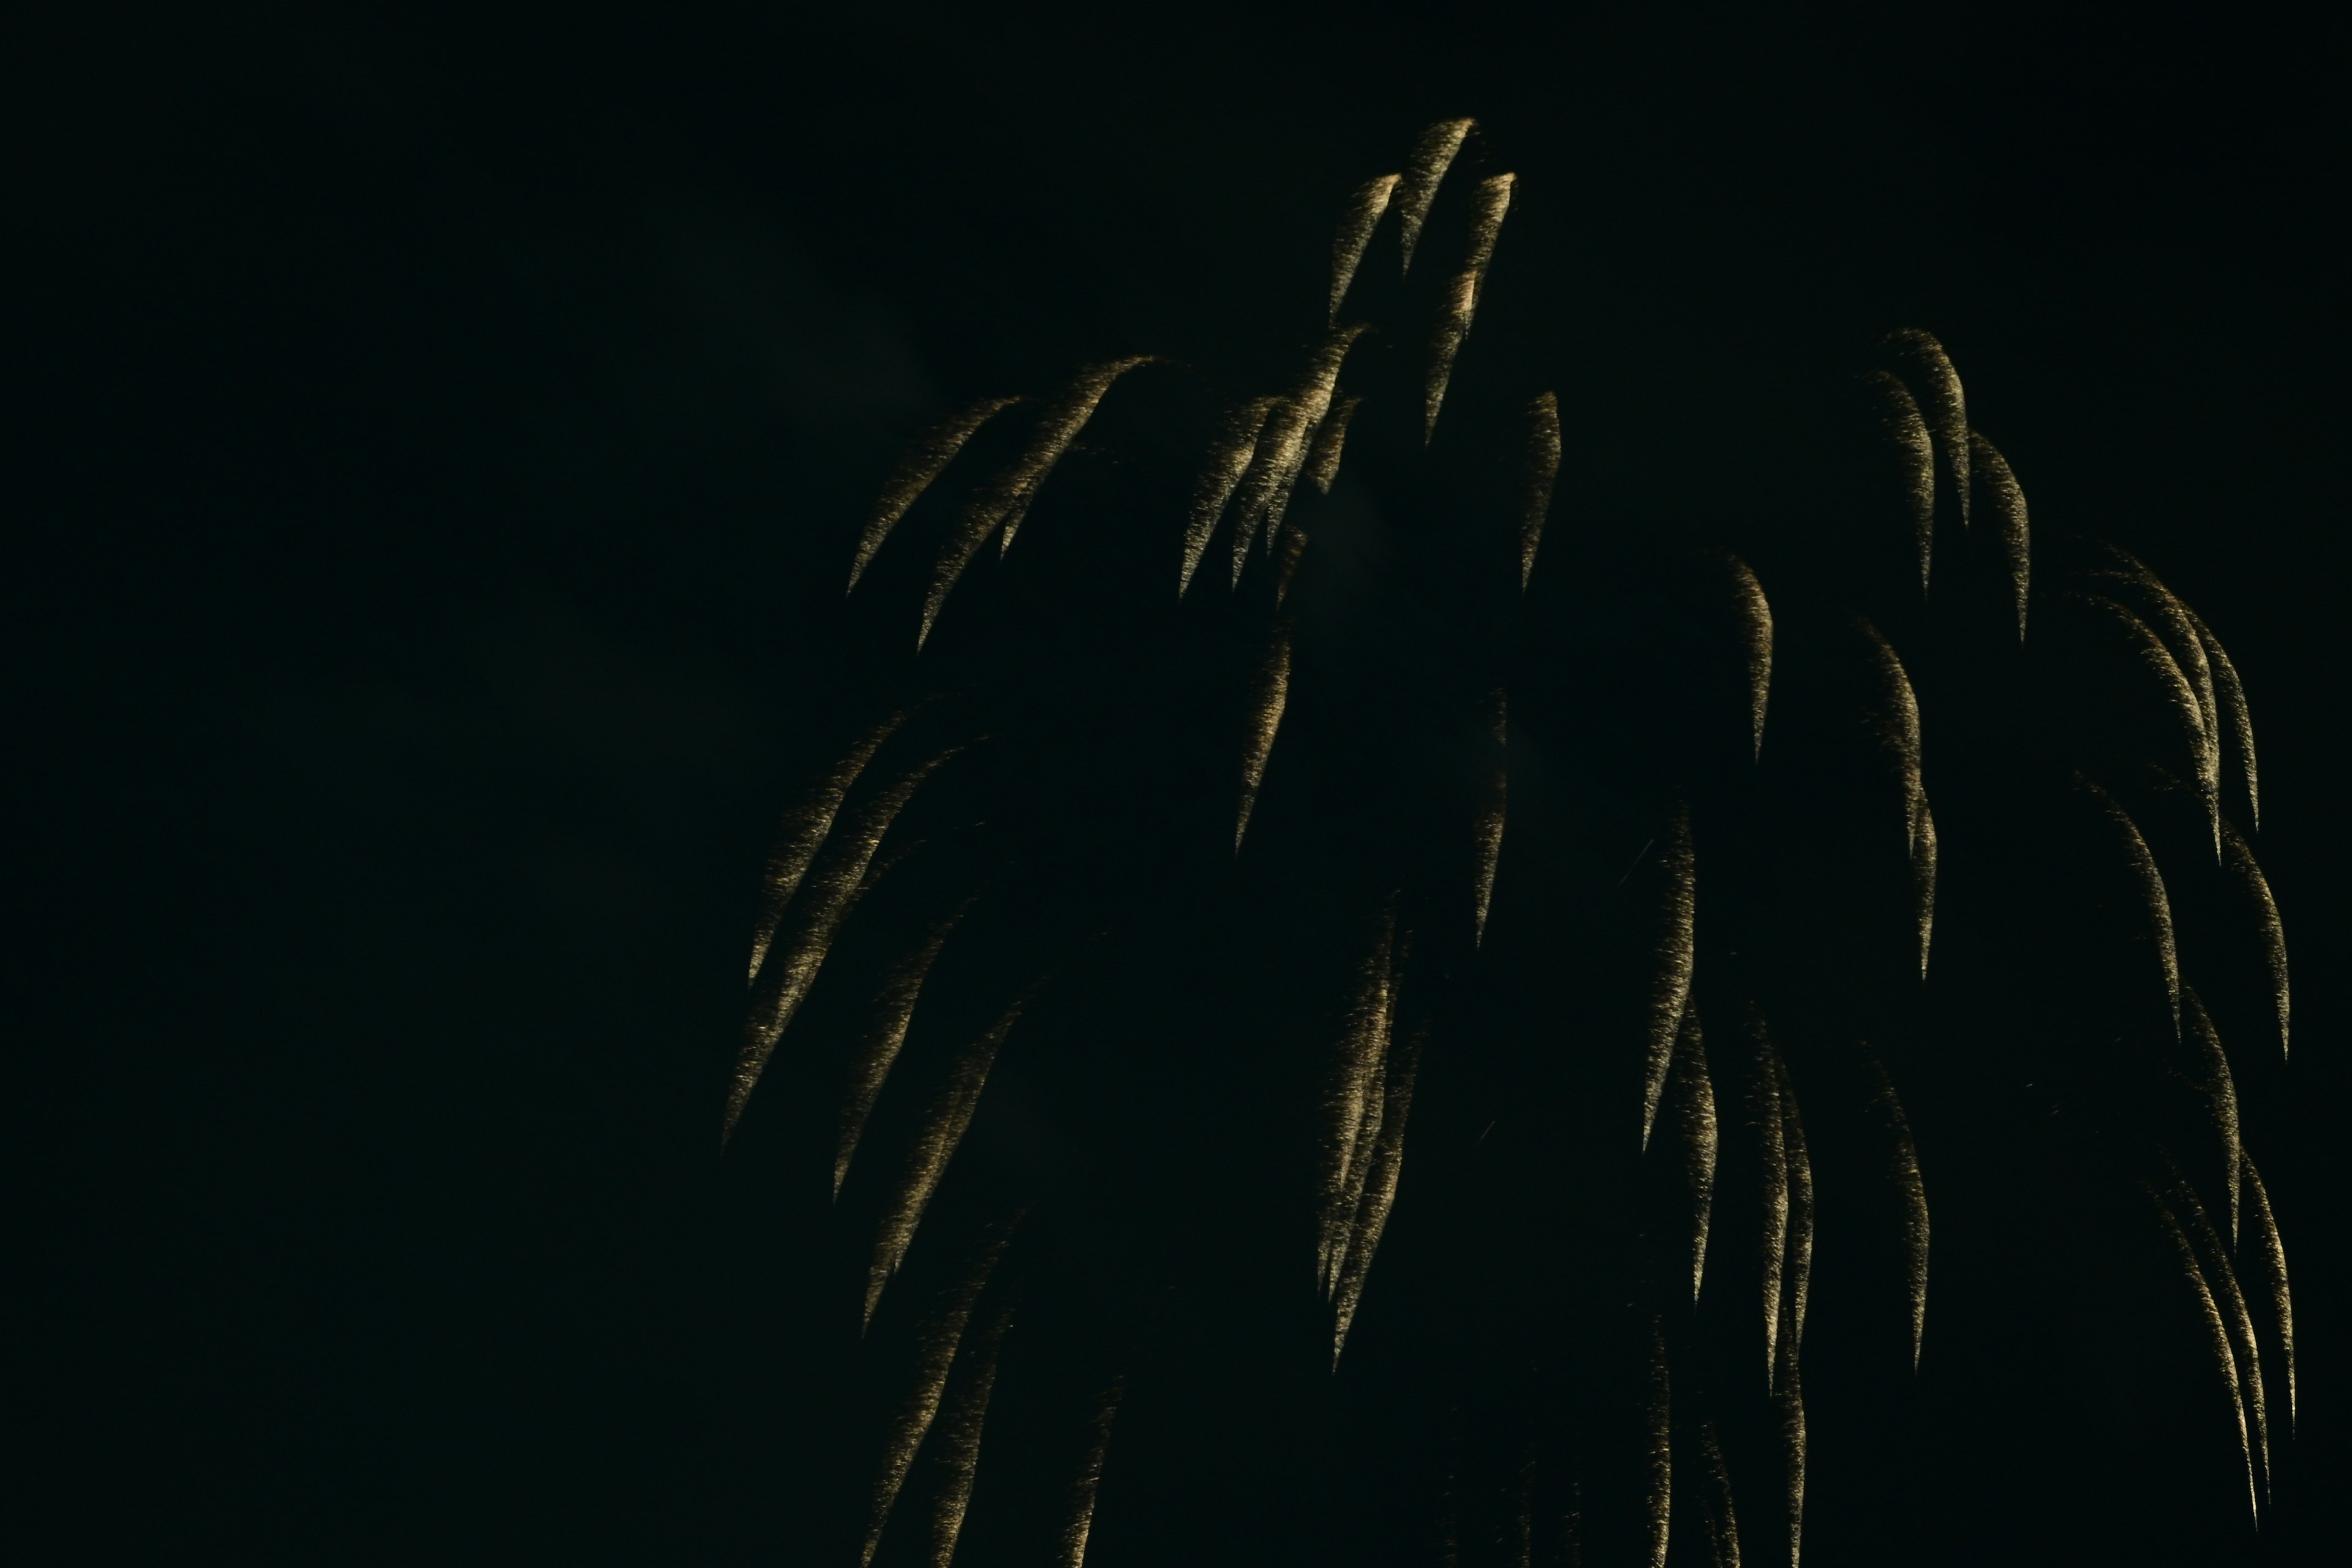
[1055,1379,1125,1568]
[2182,987,2242,1245]
[1520,393,1561,592]
[1229,326,1371,580]
[1423,173,1515,442]
[2171,1173,2269,1508]
[1697,1420,1742,1568]
[1181,396,1277,598]
[747,710,907,984]
[1640,806,1696,1150]
[835,899,976,1197]
[727,750,956,1147]
[864,991,1036,1327]
[1329,173,1401,323]
[1724,554,1772,761]
[1332,1025,1424,1366]
[1753,1014,1789,1385]
[1868,1060,1929,1371]
[1882,330,1970,529]
[2185,601,2260,829]
[1235,622,1292,853]
[1969,431,2030,639]
[1671,998,1717,1303]
[1768,1040,1814,1369]
[1645,1319,1672,1568]
[1859,620,1932,975]
[2220,816,2290,1059]
[1304,393,1363,495]
[928,1302,1012,1568]
[919,358,1151,647]
[1471,690,1507,946]
[1777,1365,1807,1568]
[2087,567,2223,852]
[1319,905,1398,1295]
[1863,371,1934,594]
[2079,777,2180,1036]
[859,1233,1012,1568]
[850,397,1024,594]
[2150,1189,2258,1521]
[2244,1158,2297,1431]
[1394,118,1474,275]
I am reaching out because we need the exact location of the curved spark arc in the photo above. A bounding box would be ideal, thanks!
[927,1300,1013,1568]
[859,1232,1013,1568]
[1056,1379,1126,1568]
[1332,1024,1424,1366]
[2244,1158,2297,1431]
[1471,690,1507,946]
[747,710,908,985]
[1697,1420,1742,1568]
[1640,807,1697,1150]
[2081,584,2222,852]
[836,898,979,1197]
[1970,431,2031,638]
[2079,777,2181,1036]
[2220,816,2290,1060]
[1645,1319,1673,1568]
[2171,1172,2270,1506]
[1182,396,1278,598]
[1672,998,1718,1303]
[1870,1060,1930,1370]
[1319,908,1399,1296]
[1769,1041,1814,1370]
[1394,118,1475,274]
[1725,554,1773,760]
[1863,370,1934,594]
[864,990,1039,1327]
[1235,622,1293,852]
[2182,987,2242,1244]
[1329,172,1401,323]
[1882,329,1970,529]
[1752,1015,1789,1385]
[851,396,1025,594]
[728,750,957,1146]
[2185,601,2260,828]
[1304,393,1363,496]
[1859,620,1933,975]
[1423,173,1515,442]
[1520,392,1562,590]
[2150,1189,2258,1521]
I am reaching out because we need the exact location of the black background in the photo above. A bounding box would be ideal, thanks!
[13,2,2349,1559]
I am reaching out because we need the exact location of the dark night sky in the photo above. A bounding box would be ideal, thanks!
[12,2,2350,1559]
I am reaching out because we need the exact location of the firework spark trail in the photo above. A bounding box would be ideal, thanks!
[1646,1320,1673,1568]
[1671,998,1717,1302]
[1641,807,1697,1150]
[1329,173,1401,323]
[918,358,1151,646]
[1777,1365,1807,1568]
[2084,580,2222,851]
[2183,988,2243,1244]
[1472,690,1507,946]
[1274,518,1311,606]
[1697,1420,1742,1568]
[747,710,908,984]
[1868,1060,1929,1371]
[1423,173,1515,442]
[1882,330,1970,530]
[1305,393,1363,495]
[1520,393,1561,591]
[1235,622,1293,853]
[2244,1158,2297,1431]
[865,990,1039,1327]
[1864,371,1935,594]
[1056,1379,1126,1568]
[2079,777,2181,1036]
[1182,396,1278,598]
[1395,118,1474,274]
[1332,1025,1425,1366]
[1768,1042,1814,1368]
[1752,1015,1790,1385]
[859,1231,1013,1568]
[1319,907,1399,1294]
[728,751,957,1145]
[1969,431,2030,639]
[1229,325,1371,582]
[2218,817,2290,1060]
[2171,1172,2270,1506]
[2151,1189,2258,1521]
[1725,555,1773,760]
[2184,601,2260,828]
[928,1300,1012,1568]
[850,398,1025,594]
[1860,621,1933,974]
[836,898,979,1197]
